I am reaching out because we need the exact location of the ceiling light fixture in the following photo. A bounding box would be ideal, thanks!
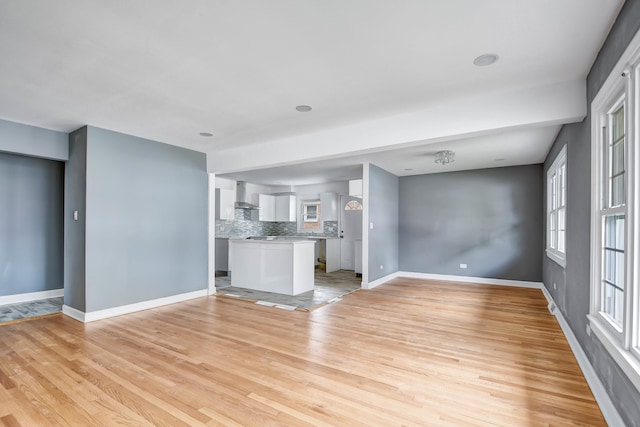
[199,132,213,137]
[296,105,312,112]
[473,53,499,66]
[434,150,455,165]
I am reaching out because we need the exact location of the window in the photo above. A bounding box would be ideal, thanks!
[589,30,640,393]
[344,200,363,211]
[303,202,319,222]
[546,146,567,267]
[301,200,321,230]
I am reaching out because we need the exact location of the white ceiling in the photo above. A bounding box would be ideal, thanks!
[0,1,624,185]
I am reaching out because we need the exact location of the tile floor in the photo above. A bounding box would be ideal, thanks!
[0,297,64,324]
[215,269,362,310]
[0,270,361,323]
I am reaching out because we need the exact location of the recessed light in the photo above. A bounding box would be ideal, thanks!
[296,105,312,112]
[199,132,213,137]
[473,53,499,67]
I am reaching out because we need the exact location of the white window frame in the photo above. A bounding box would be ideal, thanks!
[546,145,567,267]
[302,201,320,222]
[589,28,640,393]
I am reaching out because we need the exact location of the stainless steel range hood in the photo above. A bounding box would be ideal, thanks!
[235,181,259,209]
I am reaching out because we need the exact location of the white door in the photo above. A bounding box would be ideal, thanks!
[340,195,363,270]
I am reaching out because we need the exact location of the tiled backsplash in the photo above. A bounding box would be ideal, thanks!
[216,209,338,238]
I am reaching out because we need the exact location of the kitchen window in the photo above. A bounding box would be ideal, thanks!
[546,145,567,267]
[303,202,319,222]
[588,30,640,393]
[301,200,321,230]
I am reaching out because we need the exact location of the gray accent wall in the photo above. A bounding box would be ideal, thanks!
[543,1,640,425]
[64,126,208,313]
[0,151,64,296]
[368,164,399,282]
[0,118,68,161]
[399,165,542,281]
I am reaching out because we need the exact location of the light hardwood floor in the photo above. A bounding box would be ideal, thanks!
[0,278,605,426]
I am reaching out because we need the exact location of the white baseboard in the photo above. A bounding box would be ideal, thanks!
[364,272,402,289]
[62,304,86,322]
[540,285,624,427]
[62,289,208,323]
[0,288,63,305]
[396,271,544,289]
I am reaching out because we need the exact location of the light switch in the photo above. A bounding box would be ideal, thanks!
[73,210,78,221]
[369,222,374,229]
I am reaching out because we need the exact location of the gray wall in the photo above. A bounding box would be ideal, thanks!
[0,118,68,161]
[543,1,640,424]
[399,165,542,281]
[64,128,88,311]
[368,164,399,282]
[81,126,208,312]
[0,151,64,296]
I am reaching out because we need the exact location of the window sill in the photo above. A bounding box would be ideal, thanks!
[587,314,640,393]
[545,249,566,268]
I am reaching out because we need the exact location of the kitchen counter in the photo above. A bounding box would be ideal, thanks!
[243,236,338,240]
[229,239,315,295]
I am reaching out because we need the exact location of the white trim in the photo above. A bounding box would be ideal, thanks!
[364,271,401,289]
[62,304,86,322]
[546,145,567,267]
[590,24,640,395]
[540,290,625,427]
[208,172,217,296]
[360,270,543,290]
[62,289,208,323]
[397,272,543,289]
[545,249,566,268]
[361,162,370,288]
[0,288,63,305]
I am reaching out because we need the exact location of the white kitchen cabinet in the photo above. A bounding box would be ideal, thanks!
[275,195,297,222]
[349,179,363,198]
[215,238,229,272]
[325,238,341,273]
[259,194,276,221]
[320,192,338,221]
[229,239,315,295]
[215,188,235,220]
[354,239,362,275]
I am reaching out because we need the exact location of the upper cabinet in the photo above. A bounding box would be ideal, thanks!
[320,192,338,221]
[349,179,363,198]
[259,194,297,222]
[259,194,276,221]
[275,195,297,222]
[215,188,235,220]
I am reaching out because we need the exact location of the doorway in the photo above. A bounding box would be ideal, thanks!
[339,195,363,271]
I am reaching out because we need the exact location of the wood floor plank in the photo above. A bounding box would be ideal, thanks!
[0,278,606,426]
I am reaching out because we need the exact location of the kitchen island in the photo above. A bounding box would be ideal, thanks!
[229,239,315,295]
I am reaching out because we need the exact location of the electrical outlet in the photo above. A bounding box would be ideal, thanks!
[380,264,384,270]
[554,282,557,290]
[460,263,467,269]
[586,324,591,336]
